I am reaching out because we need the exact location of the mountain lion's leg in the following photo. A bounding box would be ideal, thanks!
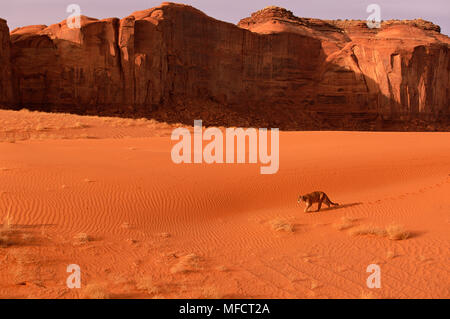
[317,199,323,212]
[304,201,312,212]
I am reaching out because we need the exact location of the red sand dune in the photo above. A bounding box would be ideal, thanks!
[0,109,449,298]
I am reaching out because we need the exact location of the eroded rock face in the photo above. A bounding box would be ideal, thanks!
[9,17,123,113]
[1,3,450,130]
[239,6,450,125]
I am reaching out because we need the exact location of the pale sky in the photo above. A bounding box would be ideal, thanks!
[1,0,449,35]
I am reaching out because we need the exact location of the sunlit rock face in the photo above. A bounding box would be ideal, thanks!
[239,7,450,122]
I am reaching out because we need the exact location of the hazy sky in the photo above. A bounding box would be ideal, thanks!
[1,0,449,35]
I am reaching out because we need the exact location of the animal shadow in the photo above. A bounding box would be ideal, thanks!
[319,202,362,212]
[405,230,425,239]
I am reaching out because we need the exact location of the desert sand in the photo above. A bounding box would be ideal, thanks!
[0,109,449,299]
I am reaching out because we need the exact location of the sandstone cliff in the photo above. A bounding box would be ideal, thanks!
[1,3,449,130]
[239,6,450,128]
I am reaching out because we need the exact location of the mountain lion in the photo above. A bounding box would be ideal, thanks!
[297,191,339,212]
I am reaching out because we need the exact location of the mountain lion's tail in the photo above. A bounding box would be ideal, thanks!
[324,193,339,206]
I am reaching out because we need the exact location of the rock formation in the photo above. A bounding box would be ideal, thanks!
[238,6,450,129]
[0,3,449,130]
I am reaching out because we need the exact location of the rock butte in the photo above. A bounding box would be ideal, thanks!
[0,3,449,130]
